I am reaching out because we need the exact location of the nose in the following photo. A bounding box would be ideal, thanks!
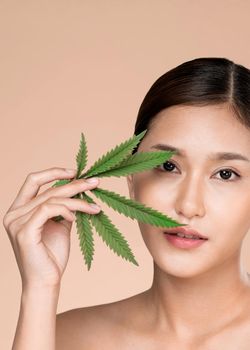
[174,173,206,219]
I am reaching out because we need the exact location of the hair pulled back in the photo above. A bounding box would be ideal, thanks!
[132,57,250,155]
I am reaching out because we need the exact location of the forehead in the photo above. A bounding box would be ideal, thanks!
[140,104,250,156]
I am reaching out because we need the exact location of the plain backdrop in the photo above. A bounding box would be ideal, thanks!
[1,1,250,348]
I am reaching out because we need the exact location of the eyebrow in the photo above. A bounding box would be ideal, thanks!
[150,143,250,162]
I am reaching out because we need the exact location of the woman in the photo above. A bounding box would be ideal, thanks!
[4,57,250,349]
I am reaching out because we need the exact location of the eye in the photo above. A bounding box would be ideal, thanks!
[156,160,179,173]
[214,168,241,182]
[156,161,241,182]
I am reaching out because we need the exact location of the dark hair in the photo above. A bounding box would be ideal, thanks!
[132,57,250,155]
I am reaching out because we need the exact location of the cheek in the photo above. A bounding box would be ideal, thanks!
[133,181,250,278]
[213,189,250,237]
[133,172,166,209]
[204,195,250,264]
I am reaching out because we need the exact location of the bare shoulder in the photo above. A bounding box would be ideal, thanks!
[56,290,147,350]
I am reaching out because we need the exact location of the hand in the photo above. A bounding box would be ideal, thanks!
[3,167,101,289]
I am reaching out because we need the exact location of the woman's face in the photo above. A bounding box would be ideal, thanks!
[127,104,250,278]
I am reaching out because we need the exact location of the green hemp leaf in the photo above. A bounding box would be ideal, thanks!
[50,130,187,270]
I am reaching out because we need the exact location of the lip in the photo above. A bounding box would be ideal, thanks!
[164,226,208,240]
[164,233,208,249]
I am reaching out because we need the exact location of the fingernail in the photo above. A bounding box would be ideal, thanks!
[90,203,101,210]
[65,168,76,174]
[85,177,98,183]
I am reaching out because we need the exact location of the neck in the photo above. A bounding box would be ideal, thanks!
[144,250,250,339]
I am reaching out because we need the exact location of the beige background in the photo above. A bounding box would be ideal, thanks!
[1,1,250,348]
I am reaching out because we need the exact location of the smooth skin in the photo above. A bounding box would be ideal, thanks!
[3,169,102,350]
[4,103,250,350]
[125,103,250,349]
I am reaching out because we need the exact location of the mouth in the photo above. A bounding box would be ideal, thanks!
[163,227,208,249]
[164,226,208,240]
[164,232,206,240]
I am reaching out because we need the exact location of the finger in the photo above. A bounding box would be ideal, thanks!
[6,177,100,224]
[46,197,101,214]
[8,197,101,235]
[20,204,76,245]
[7,167,77,212]
[40,178,100,204]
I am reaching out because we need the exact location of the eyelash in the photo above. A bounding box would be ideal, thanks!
[156,161,241,182]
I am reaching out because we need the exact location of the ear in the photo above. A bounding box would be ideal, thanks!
[126,174,135,200]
